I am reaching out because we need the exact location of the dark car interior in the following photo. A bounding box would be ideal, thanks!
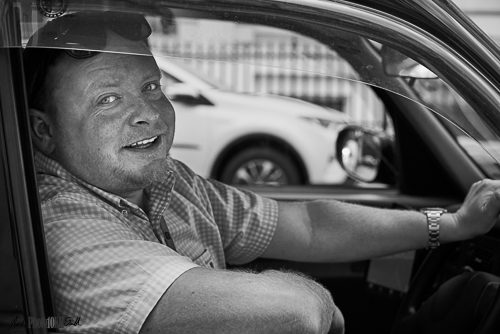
[1,0,500,333]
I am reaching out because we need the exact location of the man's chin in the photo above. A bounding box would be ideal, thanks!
[94,158,171,196]
[135,158,171,185]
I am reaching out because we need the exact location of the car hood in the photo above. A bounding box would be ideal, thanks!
[201,88,349,122]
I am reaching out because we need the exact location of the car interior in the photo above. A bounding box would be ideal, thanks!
[1,0,500,333]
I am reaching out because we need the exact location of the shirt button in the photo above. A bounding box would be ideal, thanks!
[121,209,129,217]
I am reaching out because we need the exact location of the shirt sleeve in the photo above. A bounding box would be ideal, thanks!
[41,194,198,334]
[171,160,279,265]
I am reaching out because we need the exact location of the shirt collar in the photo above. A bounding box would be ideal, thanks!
[35,152,176,218]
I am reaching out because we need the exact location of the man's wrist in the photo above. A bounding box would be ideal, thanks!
[437,212,461,244]
[420,208,446,249]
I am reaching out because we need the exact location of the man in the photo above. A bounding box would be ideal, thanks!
[24,11,499,334]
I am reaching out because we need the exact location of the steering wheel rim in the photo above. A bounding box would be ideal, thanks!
[390,242,500,334]
[390,243,456,334]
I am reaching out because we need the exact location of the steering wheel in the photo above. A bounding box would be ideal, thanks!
[390,242,500,334]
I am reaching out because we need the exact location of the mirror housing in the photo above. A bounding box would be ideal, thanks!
[381,45,438,79]
[336,125,397,185]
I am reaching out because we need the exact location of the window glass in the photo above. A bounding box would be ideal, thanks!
[412,78,500,178]
[14,1,500,189]
[150,17,394,187]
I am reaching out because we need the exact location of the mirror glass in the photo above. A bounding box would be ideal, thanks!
[336,127,396,183]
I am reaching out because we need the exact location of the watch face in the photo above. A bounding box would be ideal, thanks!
[420,207,447,213]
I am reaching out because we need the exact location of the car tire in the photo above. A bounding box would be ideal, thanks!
[220,147,301,185]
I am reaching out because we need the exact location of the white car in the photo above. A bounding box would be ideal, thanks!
[156,56,349,185]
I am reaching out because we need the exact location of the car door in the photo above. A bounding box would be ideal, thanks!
[0,23,54,334]
[145,2,500,333]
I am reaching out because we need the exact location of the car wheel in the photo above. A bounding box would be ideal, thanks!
[220,147,301,185]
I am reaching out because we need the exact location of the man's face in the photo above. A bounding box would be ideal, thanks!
[48,37,175,197]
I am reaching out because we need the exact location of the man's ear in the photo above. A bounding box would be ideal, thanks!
[29,108,56,155]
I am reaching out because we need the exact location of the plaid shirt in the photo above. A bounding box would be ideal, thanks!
[35,152,278,333]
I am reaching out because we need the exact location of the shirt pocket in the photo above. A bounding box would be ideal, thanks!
[192,248,214,268]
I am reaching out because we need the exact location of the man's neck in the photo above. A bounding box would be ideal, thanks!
[122,189,147,212]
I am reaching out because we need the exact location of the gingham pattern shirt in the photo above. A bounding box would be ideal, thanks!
[35,152,278,333]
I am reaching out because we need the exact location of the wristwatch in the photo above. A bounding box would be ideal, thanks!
[420,208,447,250]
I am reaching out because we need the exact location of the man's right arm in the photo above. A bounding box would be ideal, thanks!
[139,267,344,334]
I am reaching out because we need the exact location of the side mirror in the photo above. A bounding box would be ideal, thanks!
[164,83,205,105]
[381,45,438,79]
[336,125,397,184]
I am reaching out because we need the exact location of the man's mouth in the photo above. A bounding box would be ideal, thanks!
[124,136,160,149]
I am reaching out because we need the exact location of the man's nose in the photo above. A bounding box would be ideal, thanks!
[128,99,161,126]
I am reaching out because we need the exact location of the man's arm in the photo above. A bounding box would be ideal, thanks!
[262,179,500,262]
[140,267,344,334]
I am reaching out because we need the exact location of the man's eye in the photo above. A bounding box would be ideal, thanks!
[144,83,159,91]
[100,95,118,104]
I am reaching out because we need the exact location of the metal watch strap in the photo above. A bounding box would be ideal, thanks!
[420,208,447,250]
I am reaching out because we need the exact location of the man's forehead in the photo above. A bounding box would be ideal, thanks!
[83,52,157,73]
[46,51,160,102]
[82,29,156,78]
[87,54,160,84]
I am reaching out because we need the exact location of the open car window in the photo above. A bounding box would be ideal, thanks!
[153,18,392,187]
[9,0,498,188]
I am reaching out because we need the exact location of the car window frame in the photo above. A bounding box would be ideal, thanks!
[0,46,54,332]
[1,2,56,331]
